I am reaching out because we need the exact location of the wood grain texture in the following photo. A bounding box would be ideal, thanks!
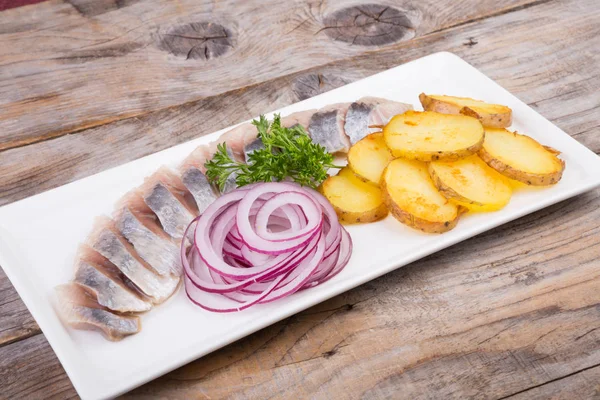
[0,268,39,347]
[508,364,600,400]
[0,0,543,150]
[0,334,77,399]
[0,0,598,208]
[0,0,599,398]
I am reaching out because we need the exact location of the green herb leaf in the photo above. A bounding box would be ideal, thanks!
[204,114,341,190]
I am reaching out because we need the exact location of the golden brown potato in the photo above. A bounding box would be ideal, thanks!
[479,128,565,186]
[429,155,513,212]
[383,111,484,162]
[381,158,465,233]
[347,132,394,185]
[419,93,512,128]
[320,168,388,224]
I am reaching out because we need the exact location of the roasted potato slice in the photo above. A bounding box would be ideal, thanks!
[383,111,484,162]
[381,158,465,233]
[479,128,565,186]
[429,155,512,211]
[347,132,394,185]
[419,93,512,128]
[320,167,387,224]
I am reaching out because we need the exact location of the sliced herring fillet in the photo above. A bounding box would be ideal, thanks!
[87,216,179,303]
[55,283,140,341]
[114,191,182,275]
[180,167,218,214]
[181,145,212,175]
[138,167,198,240]
[218,123,256,162]
[74,245,152,313]
[345,97,413,144]
[281,109,317,130]
[308,103,351,153]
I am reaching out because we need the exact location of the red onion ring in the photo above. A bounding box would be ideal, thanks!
[181,182,352,312]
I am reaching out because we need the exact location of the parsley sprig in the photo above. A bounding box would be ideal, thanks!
[205,114,341,191]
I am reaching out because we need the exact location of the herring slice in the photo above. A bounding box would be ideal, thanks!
[219,123,257,163]
[138,167,198,240]
[87,216,179,303]
[114,191,182,275]
[308,103,351,153]
[180,167,218,214]
[55,283,141,341]
[281,109,317,130]
[74,245,152,313]
[345,97,413,144]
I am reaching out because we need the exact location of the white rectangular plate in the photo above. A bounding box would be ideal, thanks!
[1,52,599,400]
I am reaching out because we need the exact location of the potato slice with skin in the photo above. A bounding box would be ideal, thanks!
[479,128,565,186]
[320,167,387,224]
[381,158,465,233]
[419,93,512,128]
[429,155,512,211]
[347,132,394,185]
[383,111,484,162]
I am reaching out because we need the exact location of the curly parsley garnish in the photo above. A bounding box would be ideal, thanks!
[205,114,341,191]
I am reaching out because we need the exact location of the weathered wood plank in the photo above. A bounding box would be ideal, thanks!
[2,189,598,399]
[0,267,40,347]
[0,0,597,208]
[507,364,600,400]
[0,0,546,150]
[0,333,77,399]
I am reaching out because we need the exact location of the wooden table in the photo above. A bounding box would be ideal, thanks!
[1,0,599,398]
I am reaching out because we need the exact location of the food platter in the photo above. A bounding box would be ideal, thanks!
[1,52,599,400]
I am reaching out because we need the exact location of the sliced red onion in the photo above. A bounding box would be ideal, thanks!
[182,182,352,312]
[236,184,322,255]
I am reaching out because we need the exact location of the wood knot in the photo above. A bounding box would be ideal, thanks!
[321,4,415,46]
[158,22,234,60]
[464,37,478,47]
[322,349,337,358]
[293,73,350,101]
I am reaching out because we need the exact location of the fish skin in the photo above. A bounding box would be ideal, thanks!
[243,138,264,163]
[344,102,372,145]
[206,129,250,194]
[308,103,351,153]
[114,190,181,275]
[55,283,140,341]
[344,97,413,144]
[218,123,256,162]
[180,145,212,174]
[178,145,220,210]
[115,207,181,276]
[88,217,179,303]
[280,109,317,130]
[140,167,198,240]
[74,246,152,313]
[220,147,240,194]
[361,97,412,129]
[181,167,219,214]
[198,145,239,194]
